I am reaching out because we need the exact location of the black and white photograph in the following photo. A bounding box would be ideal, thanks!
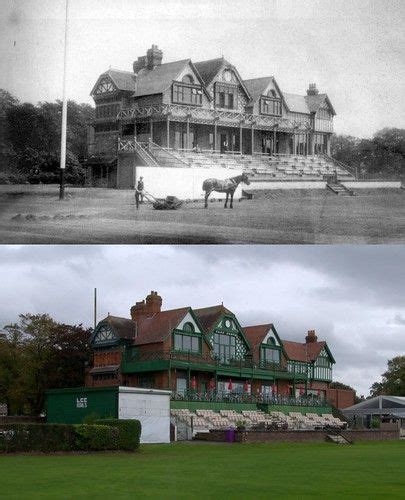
[0,0,404,498]
[0,0,404,243]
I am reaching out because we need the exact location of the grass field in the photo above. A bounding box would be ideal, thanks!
[0,441,405,499]
[0,185,404,244]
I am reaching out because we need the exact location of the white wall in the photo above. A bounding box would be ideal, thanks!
[245,181,327,191]
[343,181,401,189]
[118,387,171,444]
[136,166,244,200]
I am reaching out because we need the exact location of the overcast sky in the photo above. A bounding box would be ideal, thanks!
[1,0,404,137]
[0,244,404,396]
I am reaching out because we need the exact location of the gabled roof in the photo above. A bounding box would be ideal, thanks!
[283,93,310,114]
[133,59,191,97]
[305,93,336,116]
[194,57,227,86]
[194,57,251,100]
[133,307,190,345]
[101,315,136,340]
[283,340,335,363]
[242,323,273,350]
[243,77,274,105]
[90,69,137,95]
[193,304,233,333]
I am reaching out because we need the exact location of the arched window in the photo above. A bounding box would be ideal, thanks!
[267,336,276,345]
[182,74,194,84]
[183,322,195,333]
[267,89,277,98]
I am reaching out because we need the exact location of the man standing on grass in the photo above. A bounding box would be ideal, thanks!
[135,176,145,210]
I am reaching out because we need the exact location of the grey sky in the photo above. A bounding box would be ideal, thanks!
[0,244,404,397]
[1,0,404,137]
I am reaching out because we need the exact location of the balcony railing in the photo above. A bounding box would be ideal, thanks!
[117,104,312,132]
[171,390,328,407]
[123,349,290,373]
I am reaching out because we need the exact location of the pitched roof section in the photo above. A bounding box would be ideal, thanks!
[107,69,137,92]
[193,304,233,333]
[305,94,336,115]
[242,324,273,349]
[282,340,327,362]
[103,315,136,340]
[133,307,190,345]
[133,59,191,97]
[243,77,274,104]
[283,93,310,114]
[194,57,226,85]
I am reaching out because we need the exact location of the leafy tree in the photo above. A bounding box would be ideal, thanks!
[370,356,405,396]
[1,314,92,415]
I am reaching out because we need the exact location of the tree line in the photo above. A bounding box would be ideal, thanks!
[0,314,91,415]
[0,89,94,185]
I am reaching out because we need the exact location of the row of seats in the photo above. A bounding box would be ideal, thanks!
[159,150,354,181]
[170,408,347,433]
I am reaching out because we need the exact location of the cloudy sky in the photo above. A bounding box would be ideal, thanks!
[1,0,404,137]
[0,244,404,396]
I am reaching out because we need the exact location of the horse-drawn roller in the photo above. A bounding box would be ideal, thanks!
[143,192,183,210]
[139,172,250,210]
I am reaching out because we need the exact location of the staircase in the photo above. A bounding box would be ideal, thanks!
[327,181,355,196]
[326,433,352,445]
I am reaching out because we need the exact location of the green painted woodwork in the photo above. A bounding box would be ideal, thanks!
[171,400,258,412]
[46,387,118,424]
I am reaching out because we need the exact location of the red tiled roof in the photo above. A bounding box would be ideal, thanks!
[193,304,232,333]
[242,324,273,350]
[133,307,190,345]
[282,340,326,362]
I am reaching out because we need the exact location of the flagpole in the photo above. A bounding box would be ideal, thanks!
[59,0,69,200]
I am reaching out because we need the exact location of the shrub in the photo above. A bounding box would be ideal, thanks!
[74,424,119,451]
[0,423,77,453]
[95,419,141,451]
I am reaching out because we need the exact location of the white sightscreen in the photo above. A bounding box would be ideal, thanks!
[118,390,170,443]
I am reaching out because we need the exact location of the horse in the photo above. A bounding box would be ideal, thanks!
[202,173,250,208]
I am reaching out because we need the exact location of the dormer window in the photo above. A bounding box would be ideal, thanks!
[172,81,202,106]
[183,322,195,333]
[215,83,237,109]
[267,89,277,98]
[260,96,281,116]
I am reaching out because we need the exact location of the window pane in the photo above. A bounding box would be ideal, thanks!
[191,337,199,352]
[183,335,192,351]
[174,334,182,350]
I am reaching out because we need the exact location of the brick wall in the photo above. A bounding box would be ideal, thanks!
[195,428,399,443]
[326,388,355,409]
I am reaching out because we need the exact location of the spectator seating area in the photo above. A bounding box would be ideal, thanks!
[170,408,347,435]
[148,148,355,181]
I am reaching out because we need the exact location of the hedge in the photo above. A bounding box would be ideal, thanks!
[0,421,139,453]
[95,419,141,451]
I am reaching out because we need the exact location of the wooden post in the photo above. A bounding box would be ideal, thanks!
[187,117,190,150]
[150,118,154,142]
[166,115,170,148]
[239,122,243,154]
[214,120,217,151]
[134,119,137,141]
[251,123,254,155]
[273,127,277,154]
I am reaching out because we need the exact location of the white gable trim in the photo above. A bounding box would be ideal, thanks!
[175,311,201,333]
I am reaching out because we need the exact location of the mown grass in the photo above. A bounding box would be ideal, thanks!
[0,441,404,499]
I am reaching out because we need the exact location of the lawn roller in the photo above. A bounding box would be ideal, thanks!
[142,191,183,210]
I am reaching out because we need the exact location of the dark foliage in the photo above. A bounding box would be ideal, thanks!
[0,314,92,415]
[370,356,405,396]
[74,424,119,451]
[96,419,141,451]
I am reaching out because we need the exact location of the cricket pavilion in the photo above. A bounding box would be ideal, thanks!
[85,291,355,412]
[85,45,356,198]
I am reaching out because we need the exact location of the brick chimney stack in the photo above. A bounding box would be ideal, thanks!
[307,83,319,96]
[305,329,318,343]
[130,291,162,321]
[146,45,163,70]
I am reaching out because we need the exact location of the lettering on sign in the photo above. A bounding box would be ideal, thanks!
[76,397,87,408]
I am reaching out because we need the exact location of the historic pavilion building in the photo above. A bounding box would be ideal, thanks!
[86,45,337,188]
[85,291,353,408]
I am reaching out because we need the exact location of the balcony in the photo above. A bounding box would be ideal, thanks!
[121,349,306,381]
[117,104,311,133]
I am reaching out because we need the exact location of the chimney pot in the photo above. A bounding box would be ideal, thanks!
[305,329,318,343]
